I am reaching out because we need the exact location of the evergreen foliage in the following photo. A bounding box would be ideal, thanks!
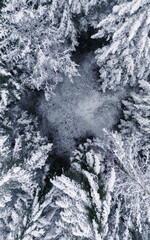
[92,0,150,91]
[51,139,116,239]
[0,66,54,239]
[0,1,150,239]
[0,180,60,239]
[104,131,150,236]
[51,135,150,239]
[0,66,52,172]
[119,80,150,141]
[0,0,79,100]
[0,0,110,100]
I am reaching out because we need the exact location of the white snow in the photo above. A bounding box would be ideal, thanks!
[1,90,8,106]
[0,136,7,152]
[39,52,126,157]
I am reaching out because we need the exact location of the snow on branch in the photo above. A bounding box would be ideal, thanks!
[92,0,150,91]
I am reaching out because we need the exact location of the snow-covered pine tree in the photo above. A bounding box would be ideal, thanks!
[51,133,150,239]
[103,130,150,239]
[119,80,150,141]
[0,65,57,239]
[0,167,62,240]
[92,0,150,92]
[42,0,109,31]
[0,0,114,100]
[0,66,52,173]
[0,0,79,100]
[51,138,135,239]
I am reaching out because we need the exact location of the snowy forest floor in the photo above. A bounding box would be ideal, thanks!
[38,52,127,163]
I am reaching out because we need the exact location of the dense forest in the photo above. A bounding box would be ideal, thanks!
[0,0,150,239]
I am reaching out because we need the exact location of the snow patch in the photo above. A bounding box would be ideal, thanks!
[39,52,126,158]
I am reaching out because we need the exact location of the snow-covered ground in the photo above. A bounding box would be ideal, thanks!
[39,52,126,158]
